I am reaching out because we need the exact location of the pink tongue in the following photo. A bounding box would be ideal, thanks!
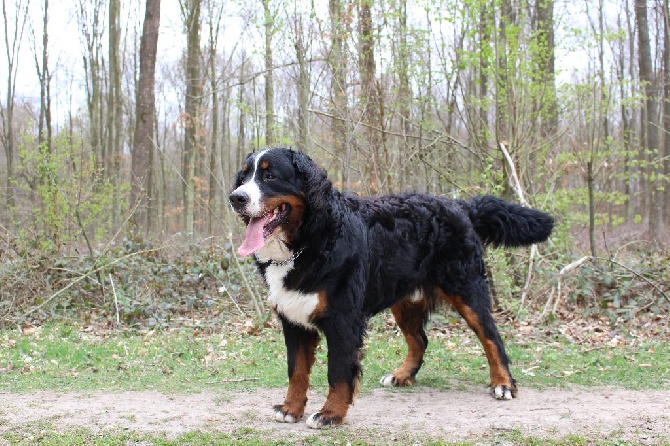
[238,214,274,257]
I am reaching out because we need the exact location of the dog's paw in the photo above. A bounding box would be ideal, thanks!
[379,373,415,387]
[273,404,301,423]
[490,385,516,400]
[305,411,343,429]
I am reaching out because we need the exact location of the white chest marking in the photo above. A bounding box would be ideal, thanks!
[265,261,319,331]
[255,236,292,263]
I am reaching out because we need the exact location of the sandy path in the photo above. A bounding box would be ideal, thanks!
[0,386,668,443]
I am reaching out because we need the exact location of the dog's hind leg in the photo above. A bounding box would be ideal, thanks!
[380,296,429,387]
[274,318,320,423]
[439,283,518,400]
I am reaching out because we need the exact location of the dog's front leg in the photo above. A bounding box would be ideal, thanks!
[274,317,320,423]
[306,314,364,428]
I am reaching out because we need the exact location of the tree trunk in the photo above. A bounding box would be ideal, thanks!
[358,0,381,190]
[293,12,309,152]
[635,0,661,240]
[182,0,201,239]
[36,0,52,153]
[662,0,670,227]
[534,0,557,139]
[207,2,223,236]
[262,0,275,146]
[329,0,348,186]
[108,0,123,229]
[1,0,29,218]
[130,0,161,235]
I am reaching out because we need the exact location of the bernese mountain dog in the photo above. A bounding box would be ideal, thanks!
[229,147,554,428]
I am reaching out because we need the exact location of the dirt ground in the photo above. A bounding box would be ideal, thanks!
[0,386,668,444]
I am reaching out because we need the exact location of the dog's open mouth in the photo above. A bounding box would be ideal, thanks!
[237,203,290,257]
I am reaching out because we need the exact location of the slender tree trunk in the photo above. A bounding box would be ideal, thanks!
[207,2,223,236]
[108,0,122,228]
[662,0,670,226]
[329,0,348,186]
[131,0,161,235]
[534,0,557,139]
[237,56,246,166]
[477,0,492,151]
[396,0,411,187]
[262,0,275,146]
[182,0,201,239]
[36,0,52,153]
[293,12,309,152]
[635,0,662,240]
[358,0,382,190]
[1,0,29,218]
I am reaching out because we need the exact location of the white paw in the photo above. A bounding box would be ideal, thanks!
[274,408,298,423]
[306,412,322,429]
[379,374,395,387]
[492,385,513,400]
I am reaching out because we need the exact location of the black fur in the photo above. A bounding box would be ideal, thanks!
[230,148,554,427]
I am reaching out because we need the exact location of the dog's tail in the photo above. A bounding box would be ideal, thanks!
[467,195,554,248]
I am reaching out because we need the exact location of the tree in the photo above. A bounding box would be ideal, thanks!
[328,0,348,186]
[32,0,52,152]
[634,0,662,240]
[206,0,224,235]
[262,0,275,146]
[108,0,123,227]
[1,0,29,217]
[181,0,202,239]
[662,0,670,226]
[77,0,105,172]
[131,0,161,234]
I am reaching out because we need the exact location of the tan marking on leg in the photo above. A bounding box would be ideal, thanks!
[442,293,513,389]
[278,334,318,420]
[387,298,428,386]
[317,382,353,426]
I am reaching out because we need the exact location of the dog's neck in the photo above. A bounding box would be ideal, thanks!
[254,235,296,265]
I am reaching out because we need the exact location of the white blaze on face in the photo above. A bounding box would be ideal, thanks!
[232,149,270,216]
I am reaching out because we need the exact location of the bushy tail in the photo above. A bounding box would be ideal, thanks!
[467,195,554,248]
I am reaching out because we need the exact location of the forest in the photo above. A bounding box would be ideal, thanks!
[0,0,668,327]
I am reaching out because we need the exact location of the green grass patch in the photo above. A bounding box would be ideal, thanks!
[1,423,654,446]
[1,320,668,394]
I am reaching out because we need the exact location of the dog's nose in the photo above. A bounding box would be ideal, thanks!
[229,191,249,212]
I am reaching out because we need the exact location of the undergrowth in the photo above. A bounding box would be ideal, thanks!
[0,232,667,338]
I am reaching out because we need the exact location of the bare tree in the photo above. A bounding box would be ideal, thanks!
[328,0,348,186]
[262,0,275,146]
[206,0,224,235]
[31,0,52,152]
[181,0,202,239]
[77,0,105,171]
[108,0,123,227]
[131,0,161,234]
[635,0,662,240]
[1,0,29,217]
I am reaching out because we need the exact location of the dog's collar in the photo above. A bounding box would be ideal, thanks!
[266,248,305,267]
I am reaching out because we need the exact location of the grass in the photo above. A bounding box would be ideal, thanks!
[1,423,652,446]
[3,424,660,446]
[1,317,669,394]
[0,317,668,445]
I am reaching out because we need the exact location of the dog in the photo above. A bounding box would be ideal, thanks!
[229,147,554,428]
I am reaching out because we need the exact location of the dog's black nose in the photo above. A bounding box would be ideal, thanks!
[229,191,249,212]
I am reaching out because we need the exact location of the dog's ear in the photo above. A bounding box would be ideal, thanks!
[291,150,332,211]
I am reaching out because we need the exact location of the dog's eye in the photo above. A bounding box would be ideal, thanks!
[264,171,276,181]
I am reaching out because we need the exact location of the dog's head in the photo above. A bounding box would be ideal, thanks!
[229,148,330,258]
